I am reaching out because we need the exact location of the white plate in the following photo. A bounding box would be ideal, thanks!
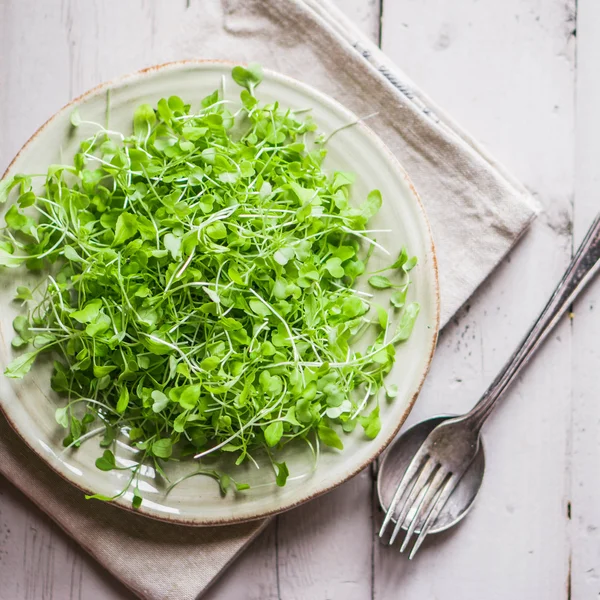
[0,61,439,525]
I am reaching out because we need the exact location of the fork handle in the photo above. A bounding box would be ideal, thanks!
[466,213,600,431]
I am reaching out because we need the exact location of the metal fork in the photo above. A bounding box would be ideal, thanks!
[379,212,600,558]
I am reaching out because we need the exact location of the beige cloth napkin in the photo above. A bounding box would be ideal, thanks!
[0,0,538,598]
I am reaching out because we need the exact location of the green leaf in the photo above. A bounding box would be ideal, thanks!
[85,313,111,337]
[55,406,69,428]
[331,171,355,191]
[274,461,289,487]
[201,89,219,108]
[70,109,82,127]
[403,256,418,272]
[390,287,408,309]
[18,191,36,208]
[389,247,408,270]
[283,406,301,426]
[318,423,344,450]
[200,355,220,371]
[249,299,271,317]
[151,390,170,413]
[82,413,95,426]
[96,375,111,390]
[85,493,116,502]
[177,384,201,410]
[152,438,173,459]
[116,387,130,414]
[326,399,352,419]
[133,103,156,140]
[63,245,83,262]
[5,204,35,234]
[132,491,143,509]
[11,335,27,349]
[201,147,216,164]
[220,317,243,331]
[227,264,245,285]
[157,98,173,123]
[71,299,102,323]
[218,172,239,185]
[51,362,69,393]
[206,222,227,240]
[361,189,382,221]
[126,427,142,443]
[368,275,392,289]
[100,426,117,448]
[93,364,116,377]
[113,213,138,246]
[375,305,388,329]
[324,383,344,407]
[5,350,38,378]
[163,233,182,260]
[260,371,283,396]
[342,418,357,433]
[333,245,355,262]
[395,303,421,341]
[142,334,174,355]
[13,315,28,334]
[240,89,257,110]
[14,286,32,301]
[218,473,231,495]
[95,450,117,471]
[386,384,399,398]
[295,397,312,424]
[231,63,264,93]
[0,247,23,267]
[0,177,16,203]
[325,257,344,278]
[264,421,284,447]
[342,296,366,318]
[69,416,82,443]
[358,405,381,439]
[32,333,55,348]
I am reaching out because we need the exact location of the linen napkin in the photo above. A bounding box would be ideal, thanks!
[0,0,538,598]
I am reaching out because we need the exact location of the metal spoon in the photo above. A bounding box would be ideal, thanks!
[377,212,600,549]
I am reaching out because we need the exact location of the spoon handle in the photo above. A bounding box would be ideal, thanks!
[466,213,600,431]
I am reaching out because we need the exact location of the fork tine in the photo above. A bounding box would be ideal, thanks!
[408,474,459,559]
[399,467,448,553]
[379,452,430,538]
[388,458,437,545]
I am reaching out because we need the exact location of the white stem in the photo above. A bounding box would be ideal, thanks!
[248,288,300,362]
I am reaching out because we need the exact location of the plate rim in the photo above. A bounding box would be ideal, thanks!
[0,59,440,526]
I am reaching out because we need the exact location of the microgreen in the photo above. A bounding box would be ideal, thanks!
[0,65,420,507]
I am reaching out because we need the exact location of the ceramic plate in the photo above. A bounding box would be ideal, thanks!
[0,61,439,525]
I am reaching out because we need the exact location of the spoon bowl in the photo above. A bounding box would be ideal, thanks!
[378,214,600,555]
[377,416,486,534]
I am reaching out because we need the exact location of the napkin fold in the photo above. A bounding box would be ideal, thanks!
[0,0,538,598]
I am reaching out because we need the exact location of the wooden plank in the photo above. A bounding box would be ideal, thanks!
[571,1,600,598]
[0,483,135,600]
[0,0,192,173]
[268,2,382,599]
[337,0,381,42]
[277,470,375,600]
[203,522,279,600]
[376,0,575,598]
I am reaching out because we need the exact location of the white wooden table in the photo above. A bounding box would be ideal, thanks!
[1,1,598,598]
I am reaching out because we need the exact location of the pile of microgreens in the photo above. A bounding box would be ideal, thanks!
[0,64,419,507]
